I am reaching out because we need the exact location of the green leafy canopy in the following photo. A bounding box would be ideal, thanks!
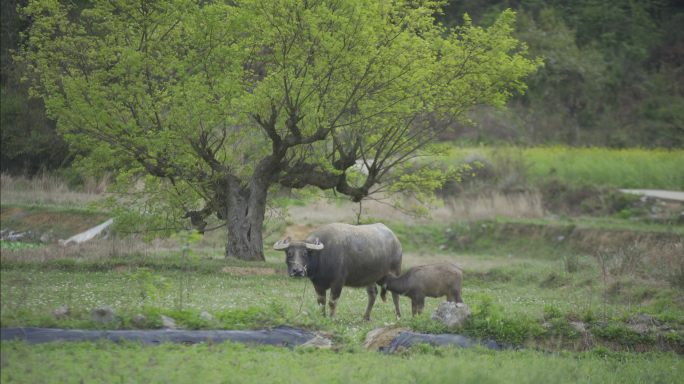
[19,0,541,239]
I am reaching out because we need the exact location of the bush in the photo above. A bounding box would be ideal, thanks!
[597,243,649,277]
[543,305,563,320]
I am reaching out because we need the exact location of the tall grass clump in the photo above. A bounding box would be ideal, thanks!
[0,172,109,208]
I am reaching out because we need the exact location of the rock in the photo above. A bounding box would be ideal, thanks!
[132,314,147,326]
[678,212,684,225]
[40,234,51,244]
[362,327,411,350]
[9,232,25,241]
[301,334,334,349]
[89,305,116,323]
[422,232,434,240]
[545,214,560,220]
[651,206,662,213]
[430,302,471,331]
[556,235,565,242]
[199,311,214,321]
[438,245,449,251]
[53,306,70,319]
[161,315,177,329]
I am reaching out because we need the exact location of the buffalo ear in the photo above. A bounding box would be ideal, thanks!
[305,237,324,251]
[273,236,291,250]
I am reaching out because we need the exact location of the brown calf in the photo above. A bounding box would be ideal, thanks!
[381,263,463,316]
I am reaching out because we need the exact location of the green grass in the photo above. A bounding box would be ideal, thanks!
[0,204,110,215]
[2,246,683,383]
[2,249,683,348]
[0,241,47,251]
[443,146,684,190]
[2,340,683,384]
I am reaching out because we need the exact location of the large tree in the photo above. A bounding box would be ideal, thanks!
[20,0,540,261]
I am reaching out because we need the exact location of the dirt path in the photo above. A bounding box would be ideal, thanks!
[619,189,684,202]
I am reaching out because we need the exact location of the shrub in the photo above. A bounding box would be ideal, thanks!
[597,243,649,277]
[543,305,563,320]
[654,234,684,288]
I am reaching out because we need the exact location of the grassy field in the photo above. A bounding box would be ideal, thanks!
[2,340,682,384]
[2,147,683,383]
[2,246,684,382]
[443,146,684,190]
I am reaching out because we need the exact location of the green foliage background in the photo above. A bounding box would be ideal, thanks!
[437,0,684,148]
[1,0,682,178]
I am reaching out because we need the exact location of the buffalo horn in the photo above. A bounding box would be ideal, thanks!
[305,238,324,251]
[273,236,291,250]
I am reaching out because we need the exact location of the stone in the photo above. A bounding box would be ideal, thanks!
[40,234,51,244]
[556,235,565,242]
[362,327,411,350]
[89,305,116,323]
[9,232,25,241]
[545,214,560,220]
[678,212,684,225]
[132,314,147,326]
[430,302,471,331]
[301,334,334,349]
[199,311,214,321]
[161,315,177,329]
[438,245,449,251]
[53,306,70,319]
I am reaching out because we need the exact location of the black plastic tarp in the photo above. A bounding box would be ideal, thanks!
[386,331,505,354]
[1,326,322,348]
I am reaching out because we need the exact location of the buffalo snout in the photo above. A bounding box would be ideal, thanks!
[290,266,305,277]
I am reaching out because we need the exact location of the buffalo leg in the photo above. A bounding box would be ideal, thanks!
[314,285,327,317]
[363,283,378,321]
[329,282,343,318]
[447,289,464,304]
[412,296,425,316]
[391,265,402,319]
[392,292,402,319]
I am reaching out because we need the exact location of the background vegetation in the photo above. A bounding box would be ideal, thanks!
[437,0,684,148]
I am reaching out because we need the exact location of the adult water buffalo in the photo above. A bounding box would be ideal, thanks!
[273,223,403,321]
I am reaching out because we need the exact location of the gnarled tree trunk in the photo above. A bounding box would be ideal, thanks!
[223,163,272,261]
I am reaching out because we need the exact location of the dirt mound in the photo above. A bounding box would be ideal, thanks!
[362,327,411,351]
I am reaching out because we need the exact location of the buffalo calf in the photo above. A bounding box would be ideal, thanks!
[381,263,463,316]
